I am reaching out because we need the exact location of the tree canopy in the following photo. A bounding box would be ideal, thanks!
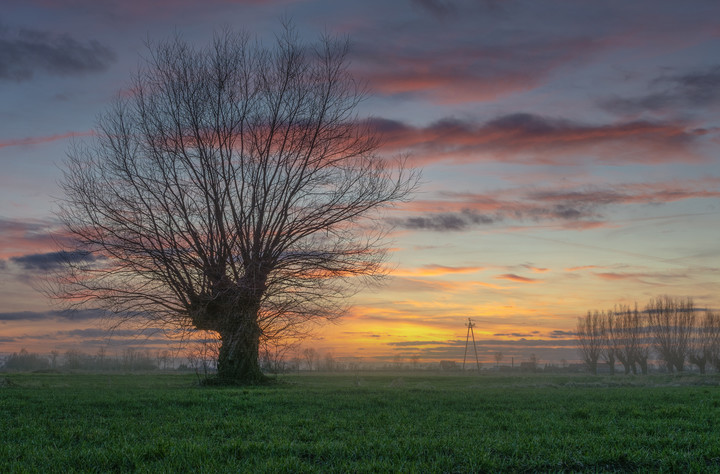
[56,25,418,383]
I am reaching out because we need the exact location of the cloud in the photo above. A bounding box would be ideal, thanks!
[602,65,720,115]
[394,264,484,277]
[0,26,115,81]
[390,178,720,232]
[10,250,99,271]
[390,209,495,231]
[373,114,707,166]
[0,217,65,259]
[0,309,101,321]
[411,0,456,17]
[495,273,540,283]
[0,131,94,149]
[354,25,605,104]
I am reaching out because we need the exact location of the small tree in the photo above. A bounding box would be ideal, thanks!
[577,311,603,375]
[302,347,318,372]
[689,310,717,374]
[493,351,503,367]
[54,24,417,384]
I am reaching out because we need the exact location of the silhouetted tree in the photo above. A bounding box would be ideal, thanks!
[576,311,603,375]
[302,347,318,371]
[611,304,645,375]
[647,296,696,372]
[599,310,617,375]
[706,311,720,372]
[689,310,718,374]
[3,349,49,371]
[493,351,503,367]
[54,24,417,383]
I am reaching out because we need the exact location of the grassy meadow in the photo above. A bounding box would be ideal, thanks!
[2,372,720,472]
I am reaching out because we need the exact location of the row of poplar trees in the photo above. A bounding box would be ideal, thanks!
[576,295,720,375]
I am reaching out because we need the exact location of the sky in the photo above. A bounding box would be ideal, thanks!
[1,0,719,366]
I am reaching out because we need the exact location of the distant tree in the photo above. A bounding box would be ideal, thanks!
[410,354,420,370]
[50,350,60,370]
[611,304,645,375]
[689,310,718,374]
[53,23,418,384]
[393,354,404,370]
[647,296,696,372]
[706,311,720,372]
[577,311,603,375]
[599,311,617,375]
[493,351,503,367]
[324,352,336,372]
[302,347,318,371]
[3,349,50,371]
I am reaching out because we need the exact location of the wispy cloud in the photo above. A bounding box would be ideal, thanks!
[390,179,720,232]
[394,264,483,277]
[0,309,101,322]
[0,27,115,81]
[372,114,709,166]
[10,250,99,271]
[602,65,720,115]
[496,273,540,284]
[0,131,94,149]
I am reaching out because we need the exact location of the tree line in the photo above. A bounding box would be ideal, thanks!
[576,295,720,375]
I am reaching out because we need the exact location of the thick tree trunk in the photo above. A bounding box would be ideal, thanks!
[217,320,265,384]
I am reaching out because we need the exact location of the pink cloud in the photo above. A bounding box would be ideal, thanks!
[496,274,541,284]
[0,131,94,149]
[372,114,710,166]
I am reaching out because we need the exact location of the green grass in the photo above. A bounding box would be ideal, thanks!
[2,372,720,472]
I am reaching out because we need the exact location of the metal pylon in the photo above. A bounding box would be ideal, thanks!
[463,317,480,372]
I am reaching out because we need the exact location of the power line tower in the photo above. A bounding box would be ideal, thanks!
[463,317,480,373]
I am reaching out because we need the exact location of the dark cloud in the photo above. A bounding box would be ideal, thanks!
[10,250,98,271]
[0,309,101,322]
[58,328,139,338]
[602,65,720,114]
[411,0,457,17]
[0,27,115,81]
[0,259,6,270]
[392,179,720,232]
[391,209,496,231]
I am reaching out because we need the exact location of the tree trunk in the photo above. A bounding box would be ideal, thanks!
[216,315,266,384]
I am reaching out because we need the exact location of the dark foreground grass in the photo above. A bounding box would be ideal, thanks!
[2,372,720,472]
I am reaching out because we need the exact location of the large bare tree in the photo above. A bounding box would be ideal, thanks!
[55,25,417,383]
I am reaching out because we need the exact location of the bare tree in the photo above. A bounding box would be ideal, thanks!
[689,309,717,374]
[706,311,720,372]
[302,347,318,372]
[54,25,417,383]
[647,296,696,373]
[576,311,603,375]
[599,310,616,375]
[493,351,503,368]
[611,304,645,375]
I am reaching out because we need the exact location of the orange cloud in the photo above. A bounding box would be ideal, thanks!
[393,264,483,277]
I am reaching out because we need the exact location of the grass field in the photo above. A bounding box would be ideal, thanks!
[2,372,720,472]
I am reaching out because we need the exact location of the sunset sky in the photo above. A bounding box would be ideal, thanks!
[1,0,719,366]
